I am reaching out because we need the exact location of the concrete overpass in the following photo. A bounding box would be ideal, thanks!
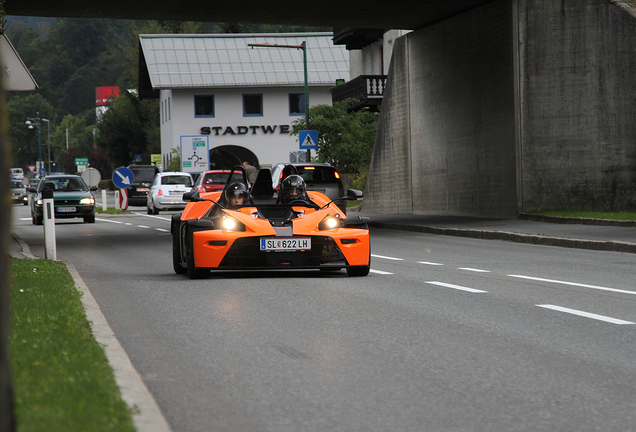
[6,0,636,217]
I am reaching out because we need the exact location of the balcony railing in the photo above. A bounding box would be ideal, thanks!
[330,75,387,111]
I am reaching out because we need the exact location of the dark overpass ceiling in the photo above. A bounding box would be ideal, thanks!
[6,0,494,31]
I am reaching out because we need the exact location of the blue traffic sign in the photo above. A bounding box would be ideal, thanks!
[299,130,318,149]
[112,167,134,189]
[134,154,143,163]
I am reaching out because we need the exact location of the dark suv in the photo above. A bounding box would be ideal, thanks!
[271,163,346,213]
[127,164,160,206]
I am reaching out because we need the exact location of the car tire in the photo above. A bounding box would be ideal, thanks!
[172,228,187,274]
[186,228,208,279]
[151,199,159,215]
[84,215,95,223]
[34,214,43,226]
[346,249,370,277]
[147,204,152,215]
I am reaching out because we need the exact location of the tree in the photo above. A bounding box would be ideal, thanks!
[291,99,378,183]
[95,90,155,168]
[6,93,55,170]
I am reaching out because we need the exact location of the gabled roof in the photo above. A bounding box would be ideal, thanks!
[139,32,349,95]
[1,35,38,91]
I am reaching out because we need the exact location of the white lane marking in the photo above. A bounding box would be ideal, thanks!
[19,217,31,221]
[131,212,172,221]
[138,225,151,229]
[370,269,394,275]
[418,261,444,266]
[96,218,123,224]
[537,305,635,325]
[156,228,170,232]
[124,223,133,226]
[459,267,491,273]
[426,281,487,293]
[509,275,636,296]
[371,254,404,261]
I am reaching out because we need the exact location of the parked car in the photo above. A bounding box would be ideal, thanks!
[28,175,97,225]
[191,169,245,194]
[127,164,160,206]
[147,172,194,214]
[10,180,28,205]
[271,163,346,213]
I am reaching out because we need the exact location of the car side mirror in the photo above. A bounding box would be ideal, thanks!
[183,190,197,202]
[345,189,363,200]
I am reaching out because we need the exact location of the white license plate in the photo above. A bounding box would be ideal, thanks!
[169,190,184,195]
[260,238,311,251]
[57,207,76,213]
[137,188,149,192]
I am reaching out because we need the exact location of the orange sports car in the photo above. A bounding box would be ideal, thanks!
[171,166,371,279]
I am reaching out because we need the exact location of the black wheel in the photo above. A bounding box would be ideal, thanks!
[186,227,208,279]
[34,214,43,225]
[84,215,95,223]
[147,205,152,215]
[347,249,370,277]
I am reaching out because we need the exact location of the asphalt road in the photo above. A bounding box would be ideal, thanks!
[11,204,636,432]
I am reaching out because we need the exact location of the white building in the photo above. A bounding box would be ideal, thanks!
[139,33,349,171]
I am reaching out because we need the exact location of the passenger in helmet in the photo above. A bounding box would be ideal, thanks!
[279,174,308,204]
[224,181,249,208]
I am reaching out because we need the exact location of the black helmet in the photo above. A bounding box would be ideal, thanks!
[281,175,306,200]
[224,181,249,204]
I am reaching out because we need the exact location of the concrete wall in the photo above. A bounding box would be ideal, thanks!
[365,0,636,217]
[365,0,517,217]
[519,0,636,211]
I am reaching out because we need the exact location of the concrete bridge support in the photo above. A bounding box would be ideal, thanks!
[364,0,636,217]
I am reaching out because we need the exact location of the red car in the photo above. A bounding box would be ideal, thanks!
[192,170,245,193]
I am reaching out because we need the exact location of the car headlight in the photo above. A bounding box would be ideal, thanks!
[79,198,95,205]
[213,215,246,232]
[36,199,43,205]
[319,215,343,230]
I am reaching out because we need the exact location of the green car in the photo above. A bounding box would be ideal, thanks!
[29,175,97,225]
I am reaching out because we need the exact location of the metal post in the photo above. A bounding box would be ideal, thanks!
[302,41,311,161]
[247,41,310,161]
[42,118,50,174]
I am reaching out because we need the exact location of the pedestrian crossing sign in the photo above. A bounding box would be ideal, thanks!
[299,130,318,149]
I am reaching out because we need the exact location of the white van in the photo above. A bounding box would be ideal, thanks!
[10,168,24,180]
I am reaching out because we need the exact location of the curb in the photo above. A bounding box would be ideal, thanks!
[11,233,172,432]
[518,213,636,227]
[367,221,636,254]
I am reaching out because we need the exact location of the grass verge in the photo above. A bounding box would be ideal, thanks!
[96,208,132,215]
[9,258,136,432]
[527,210,636,221]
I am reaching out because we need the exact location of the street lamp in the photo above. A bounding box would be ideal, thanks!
[247,41,311,161]
[25,113,43,177]
[41,118,51,174]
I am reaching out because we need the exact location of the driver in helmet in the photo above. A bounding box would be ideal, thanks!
[224,181,250,208]
[278,174,309,204]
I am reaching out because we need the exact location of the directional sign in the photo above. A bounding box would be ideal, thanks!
[81,167,101,187]
[75,157,89,166]
[180,135,209,173]
[112,166,134,189]
[299,130,318,149]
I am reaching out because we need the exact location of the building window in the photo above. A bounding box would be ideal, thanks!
[195,95,214,117]
[243,94,263,116]
[289,93,305,115]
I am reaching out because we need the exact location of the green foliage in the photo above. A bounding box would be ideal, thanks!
[167,147,181,171]
[291,99,378,175]
[95,91,147,167]
[9,259,136,432]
